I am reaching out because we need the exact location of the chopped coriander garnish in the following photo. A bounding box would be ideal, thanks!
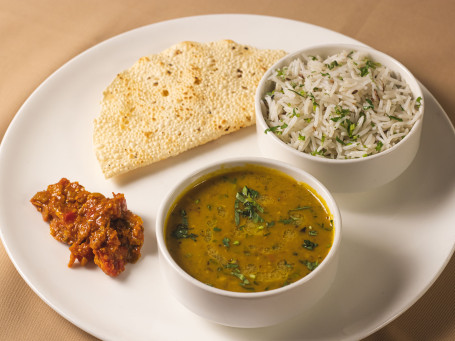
[302,240,318,250]
[416,96,423,108]
[359,59,381,77]
[234,186,264,226]
[172,225,198,241]
[231,270,250,285]
[300,259,319,271]
[342,119,356,138]
[309,93,319,110]
[336,137,346,145]
[222,237,231,248]
[172,210,198,241]
[279,218,294,225]
[264,126,279,134]
[283,260,293,268]
[359,66,369,77]
[326,60,340,70]
[331,106,349,122]
[289,107,300,118]
[287,88,307,97]
[310,149,326,156]
[276,67,288,79]
[363,98,374,110]
[336,106,350,116]
[264,122,288,135]
[225,263,238,269]
[388,115,403,122]
[289,206,311,211]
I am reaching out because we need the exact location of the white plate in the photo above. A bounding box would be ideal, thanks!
[0,14,454,341]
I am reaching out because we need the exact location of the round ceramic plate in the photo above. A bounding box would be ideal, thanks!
[0,14,454,341]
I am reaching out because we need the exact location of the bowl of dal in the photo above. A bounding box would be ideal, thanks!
[255,44,424,193]
[156,157,342,328]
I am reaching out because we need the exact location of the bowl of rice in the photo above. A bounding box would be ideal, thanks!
[255,44,424,193]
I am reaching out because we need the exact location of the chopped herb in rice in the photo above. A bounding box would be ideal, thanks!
[262,50,423,159]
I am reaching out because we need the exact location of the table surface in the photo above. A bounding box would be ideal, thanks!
[0,1,454,340]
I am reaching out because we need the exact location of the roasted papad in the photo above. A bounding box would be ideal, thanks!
[93,40,286,178]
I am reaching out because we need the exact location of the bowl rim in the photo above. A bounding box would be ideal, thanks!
[155,156,342,299]
[254,43,424,165]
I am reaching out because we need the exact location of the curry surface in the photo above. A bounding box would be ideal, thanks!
[165,165,334,293]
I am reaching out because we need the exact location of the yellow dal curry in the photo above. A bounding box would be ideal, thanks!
[165,165,334,293]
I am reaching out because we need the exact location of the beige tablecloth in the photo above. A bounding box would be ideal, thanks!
[1,0,454,340]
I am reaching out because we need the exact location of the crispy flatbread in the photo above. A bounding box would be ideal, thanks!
[93,40,286,178]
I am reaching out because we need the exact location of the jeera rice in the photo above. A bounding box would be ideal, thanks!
[262,50,423,159]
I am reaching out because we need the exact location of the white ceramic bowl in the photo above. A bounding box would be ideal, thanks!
[156,157,342,328]
[255,44,424,193]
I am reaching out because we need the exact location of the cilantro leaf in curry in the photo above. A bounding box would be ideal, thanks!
[172,210,198,241]
[234,186,264,226]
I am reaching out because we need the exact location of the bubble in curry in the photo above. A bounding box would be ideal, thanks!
[165,165,334,293]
